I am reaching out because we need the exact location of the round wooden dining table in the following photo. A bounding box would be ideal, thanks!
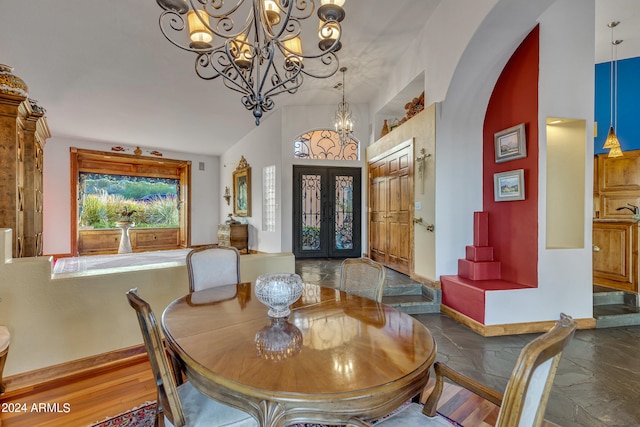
[162,282,436,427]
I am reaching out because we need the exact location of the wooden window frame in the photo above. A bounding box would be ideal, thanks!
[70,148,191,256]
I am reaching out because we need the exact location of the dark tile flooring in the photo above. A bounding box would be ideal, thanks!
[296,259,640,427]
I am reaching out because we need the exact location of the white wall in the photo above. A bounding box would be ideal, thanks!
[43,137,220,255]
[485,0,595,324]
[368,0,498,142]
[0,228,295,377]
[220,110,284,253]
[221,103,370,254]
[434,0,557,280]
[366,0,595,324]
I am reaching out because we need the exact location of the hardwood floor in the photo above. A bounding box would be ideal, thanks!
[0,357,156,427]
[0,355,557,427]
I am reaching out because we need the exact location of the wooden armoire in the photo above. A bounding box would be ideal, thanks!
[0,69,50,258]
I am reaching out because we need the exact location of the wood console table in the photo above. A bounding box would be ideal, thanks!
[218,223,248,253]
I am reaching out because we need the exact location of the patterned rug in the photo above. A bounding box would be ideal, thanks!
[87,400,461,427]
[87,401,156,427]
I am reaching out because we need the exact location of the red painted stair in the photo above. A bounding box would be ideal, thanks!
[440,212,533,324]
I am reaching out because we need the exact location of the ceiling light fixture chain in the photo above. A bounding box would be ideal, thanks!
[156,0,346,125]
[334,66,353,145]
[604,20,623,158]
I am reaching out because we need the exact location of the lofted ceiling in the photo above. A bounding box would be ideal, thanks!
[1,1,639,156]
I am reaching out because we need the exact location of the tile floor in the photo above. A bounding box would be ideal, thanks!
[296,258,640,427]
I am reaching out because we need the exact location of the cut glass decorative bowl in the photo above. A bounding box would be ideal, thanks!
[254,273,303,318]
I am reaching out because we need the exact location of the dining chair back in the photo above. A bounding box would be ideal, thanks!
[365,313,577,427]
[126,288,257,427]
[0,326,10,394]
[127,288,185,426]
[339,257,386,302]
[187,245,241,293]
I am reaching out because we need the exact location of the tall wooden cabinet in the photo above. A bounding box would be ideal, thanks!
[593,151,640,293]
[0,93,49,258]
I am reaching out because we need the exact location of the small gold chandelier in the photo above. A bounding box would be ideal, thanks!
[334,66,353,144]
[156,0,347,126]
[603,21,623,158]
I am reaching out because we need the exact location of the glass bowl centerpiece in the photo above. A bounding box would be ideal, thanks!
[254,273,303,318]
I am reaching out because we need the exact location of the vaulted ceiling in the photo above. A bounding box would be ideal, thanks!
[1,0,638,156]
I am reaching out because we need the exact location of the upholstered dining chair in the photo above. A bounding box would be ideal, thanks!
[352,313,577,427]
[339,257,386,302]
[0,325,10,394]
[186,245,241,293]
[126,289,257,427]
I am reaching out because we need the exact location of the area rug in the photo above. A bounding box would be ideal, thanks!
[87,401,156,427]
[87,401,462,427]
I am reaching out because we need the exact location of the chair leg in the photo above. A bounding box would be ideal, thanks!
[0,347,8,394]
[168,351,184,386]
[423,364,444,417]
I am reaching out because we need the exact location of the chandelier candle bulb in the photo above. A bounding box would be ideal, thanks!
[282,36,303,65]
[263,0,281,26]
[318,0,346,22]
[321,0,346,6]
[232,34,253,69]
[318,20,341,51]
[187,9,213,48]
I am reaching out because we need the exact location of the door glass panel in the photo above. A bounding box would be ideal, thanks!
[334,175,354,250]
[302,174,322,251]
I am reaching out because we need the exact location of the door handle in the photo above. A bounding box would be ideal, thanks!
[593,245,600,252]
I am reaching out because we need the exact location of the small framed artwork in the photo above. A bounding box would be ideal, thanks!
[233,156,251,217]
[494,123,526,163]
[494,169,525,202]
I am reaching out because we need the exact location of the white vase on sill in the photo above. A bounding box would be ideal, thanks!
[116,221,134,254]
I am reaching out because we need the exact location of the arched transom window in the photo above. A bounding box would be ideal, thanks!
[293,129,359,160]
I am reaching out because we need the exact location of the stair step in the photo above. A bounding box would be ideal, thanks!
[383,295,441,315]
[593,291,627,306]
[383,283,423,297]
[440,275,533,324]
[466,245,494,262]
[458,259,500,280]
[595,304,640,328]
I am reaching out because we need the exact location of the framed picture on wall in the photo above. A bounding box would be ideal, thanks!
[233,156,251,217]
[494,169,525,202]
[494,123,526,163]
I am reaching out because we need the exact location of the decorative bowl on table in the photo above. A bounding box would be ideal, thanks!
[254,273,303,318]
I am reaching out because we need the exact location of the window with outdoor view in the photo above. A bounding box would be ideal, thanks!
[78,173,180,229]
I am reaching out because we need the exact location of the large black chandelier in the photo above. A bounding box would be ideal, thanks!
[156,0,346,125]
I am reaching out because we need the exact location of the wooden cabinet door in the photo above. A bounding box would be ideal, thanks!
[598,151,640,193]
[369,171,387,264]
[593,222,638,292]
[368,143,413,275]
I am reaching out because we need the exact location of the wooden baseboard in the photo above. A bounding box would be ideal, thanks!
[410,272,440,289]
[441,305,596,336]
[2,345,147,398]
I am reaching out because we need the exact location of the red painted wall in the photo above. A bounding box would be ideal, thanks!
[483,26,539,287]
